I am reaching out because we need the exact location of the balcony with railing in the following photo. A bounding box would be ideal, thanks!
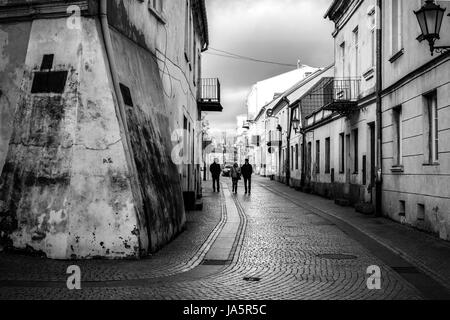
[322,79,361,115]
[198,78,223,112]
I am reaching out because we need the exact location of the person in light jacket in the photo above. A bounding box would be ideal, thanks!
[230,163,241,194]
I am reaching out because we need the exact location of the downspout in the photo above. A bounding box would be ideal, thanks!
[98,0,147,251]
[286,99,293,187]
[300,102,306,189]
[300,127,306,189]
[375,0,383,217]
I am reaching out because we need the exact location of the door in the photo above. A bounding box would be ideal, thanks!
[369,123,376,202]
[306,142,312,183]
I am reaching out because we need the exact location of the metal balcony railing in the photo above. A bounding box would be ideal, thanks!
[323,79,361,114]
[198,78,223,112]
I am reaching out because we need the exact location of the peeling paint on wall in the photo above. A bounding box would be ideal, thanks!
[0,0,201,258]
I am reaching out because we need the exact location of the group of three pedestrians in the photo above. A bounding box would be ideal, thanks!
[209,159,253,195]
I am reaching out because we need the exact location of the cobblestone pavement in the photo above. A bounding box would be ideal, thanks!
[0,178,429,300]
[0,188,224,282]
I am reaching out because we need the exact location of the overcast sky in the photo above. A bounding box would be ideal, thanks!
[202,0,335,134]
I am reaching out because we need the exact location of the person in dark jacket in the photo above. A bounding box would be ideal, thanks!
[210,159,222,192]
[241,159,253,195]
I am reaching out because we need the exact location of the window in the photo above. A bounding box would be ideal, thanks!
[368,7,376,67]
[340,42,346,77]
[425,91,439,163]
[393,106,403,166]
[417,204,425,221]
[316,140,320,174]
[295,144,299,170]
[184,0,191,62]
[183,116,188,159]
[346,134,351,175]
[119,83,133,107]
[371,29,376,67]
[149,0,163,13]
[391,0,402,54]
[31,54,68,94]
[325,137,331,174]
[193,41,197,84]
[353,27,359,77]
[353,129,359,173]
[339,133,345,173]
[399,200,406,217]
[41,54,54,71]
[291,146,294,170]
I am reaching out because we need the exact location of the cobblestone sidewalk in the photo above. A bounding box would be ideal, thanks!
[0,185,223,282]
[258,177,450,291]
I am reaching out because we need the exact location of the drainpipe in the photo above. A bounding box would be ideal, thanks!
[375,0,383,217]
[98,1,147,248]
[300,128,306,189]
[285,98,293,187]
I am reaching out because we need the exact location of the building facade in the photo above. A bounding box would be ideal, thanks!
[248,0,450,242]
[381,0,450,240]
[0,0,218,259]
[303,0,378,207]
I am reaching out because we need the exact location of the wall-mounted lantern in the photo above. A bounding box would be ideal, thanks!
[415,0,450,55]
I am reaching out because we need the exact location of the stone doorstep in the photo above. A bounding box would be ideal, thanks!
[195,199,203,211]
[355,202,375,215]
[335,198,350,207]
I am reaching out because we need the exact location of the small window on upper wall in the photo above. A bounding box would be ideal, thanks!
[119,83,134,107]
[149,0,163,13]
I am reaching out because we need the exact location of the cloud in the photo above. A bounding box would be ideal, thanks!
[202,0,335,132]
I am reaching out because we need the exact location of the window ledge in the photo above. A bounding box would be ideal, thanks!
[389,48,405,63]
[391,165,404,173]
[148,7,167,24]
[362,67,375,81]
[423,162,440,167]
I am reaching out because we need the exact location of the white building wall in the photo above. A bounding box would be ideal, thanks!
[381,0,450,240]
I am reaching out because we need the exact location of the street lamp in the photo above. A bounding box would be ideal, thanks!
[415,0,450,55]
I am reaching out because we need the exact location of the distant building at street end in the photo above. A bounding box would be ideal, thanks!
[246,65,320,120]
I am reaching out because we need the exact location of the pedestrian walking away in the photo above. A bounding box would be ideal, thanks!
[210,158,222,192]
[230,163,241,194]
[241,159,253,195]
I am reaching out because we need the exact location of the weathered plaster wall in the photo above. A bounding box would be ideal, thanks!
[0,18,143,259]
[0,21,31,174]
[110,28,186,252]
[107,0,204,195]
[0,0,206,258]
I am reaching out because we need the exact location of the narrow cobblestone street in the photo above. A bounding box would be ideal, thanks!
[1,176,449,300]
